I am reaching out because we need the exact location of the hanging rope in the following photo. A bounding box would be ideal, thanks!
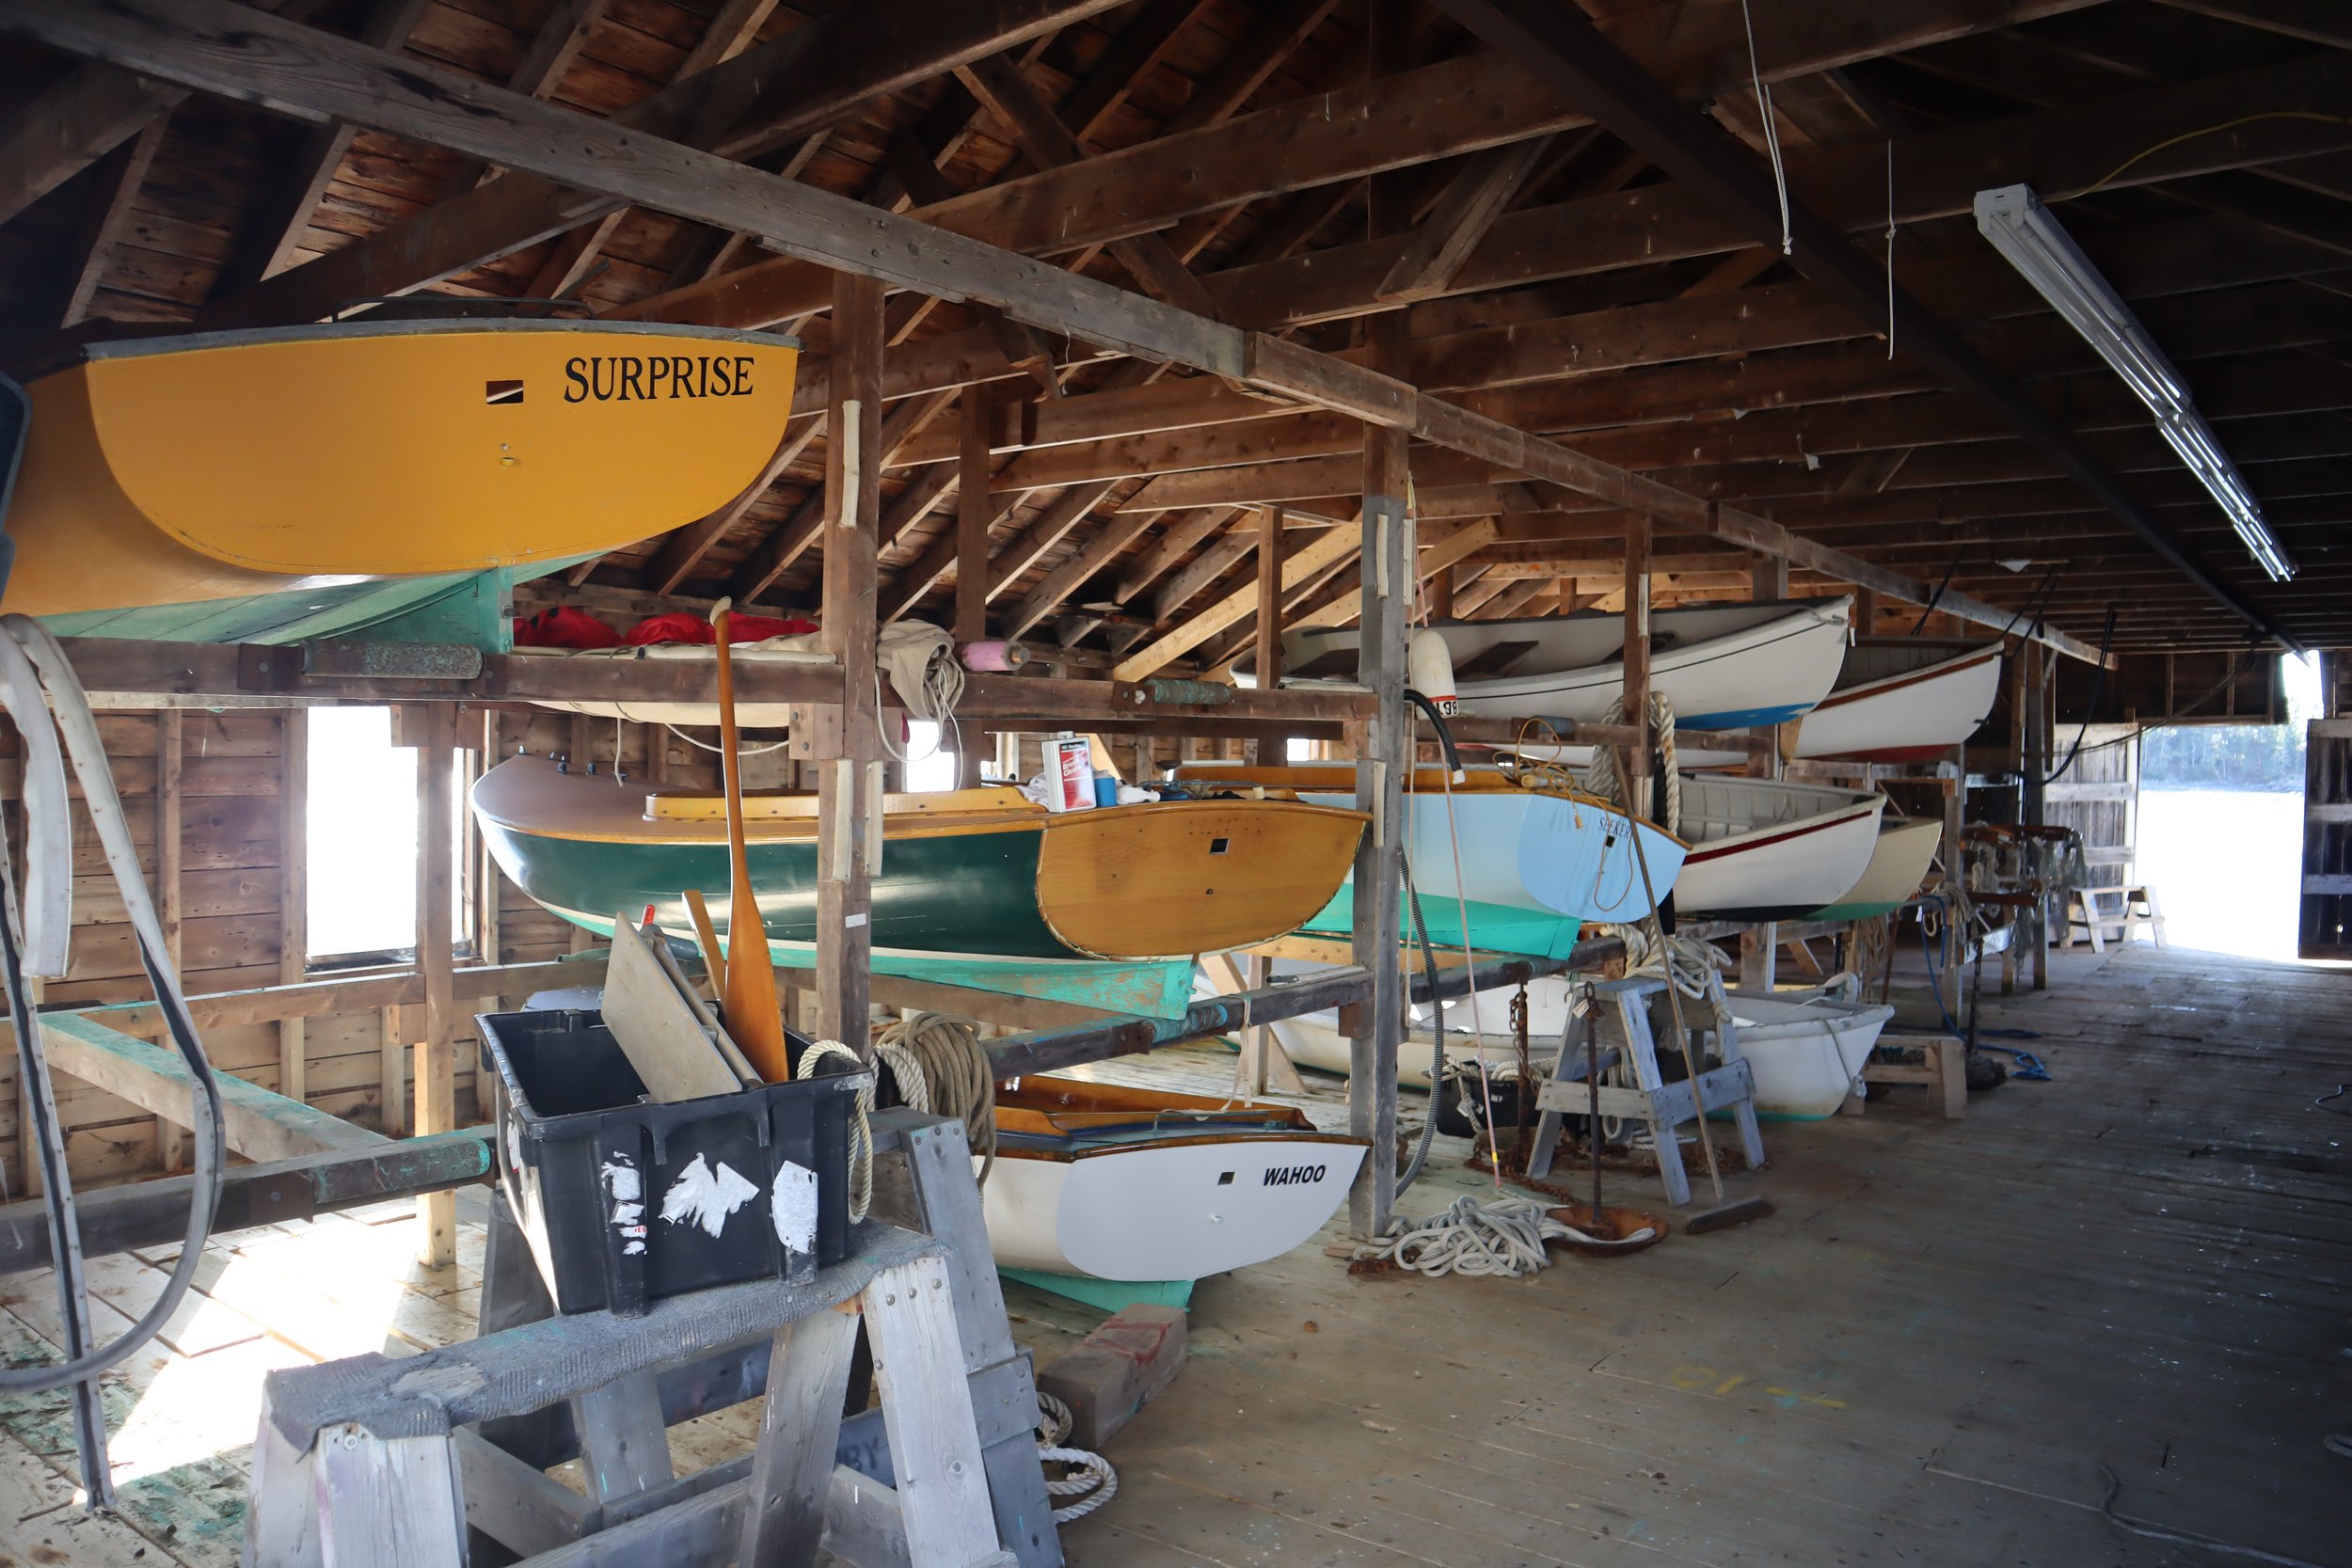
[1034,1392,1119,1522]
[1609,920,1732,1003]
[873,1012,998,1186]
[1579,690,1679,834]
[794,1040,874,1222]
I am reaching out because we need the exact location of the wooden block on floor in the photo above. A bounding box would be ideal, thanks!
[1035,1303,1187,1449]
[1864,1032,1967,1120]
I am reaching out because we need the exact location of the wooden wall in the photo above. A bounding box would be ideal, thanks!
[0,705,790,1195]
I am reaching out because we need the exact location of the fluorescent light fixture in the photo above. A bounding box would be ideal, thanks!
[1973,183,2296,582]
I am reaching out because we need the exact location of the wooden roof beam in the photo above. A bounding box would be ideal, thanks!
[725,388,958,604]
[213,0,431,292]
[623,0,2106,333]
[0,61,181,229]
[196,0,1132,331]
[54,117,163,327]
[1420,0,2283,647]
[11,0,2109,668]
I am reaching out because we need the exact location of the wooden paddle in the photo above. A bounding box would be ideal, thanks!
[710,597,791,1081]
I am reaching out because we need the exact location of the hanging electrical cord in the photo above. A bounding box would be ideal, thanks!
[1736,0,1793,255]
[0,619,229,1410]
[1395,689,1469,1196]
[1883,139,1898,360]
[2033,606,2117,787]
[1909,546,1967,635]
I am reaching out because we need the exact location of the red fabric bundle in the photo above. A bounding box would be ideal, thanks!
[623,611,818,646]
[513,606,622,649]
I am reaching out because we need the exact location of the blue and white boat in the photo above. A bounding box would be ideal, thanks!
[1279,596,1851,732]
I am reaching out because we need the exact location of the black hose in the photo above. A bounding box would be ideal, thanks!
[1394,689,1463,1194]
[2033,606,2117,786]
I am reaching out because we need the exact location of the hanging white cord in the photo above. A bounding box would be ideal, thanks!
[793,1039,875,1222]
[1034,1392,1118,1521]
[661,721,792,756]
[1739,0,1793,256]
[1885,139,1898,360]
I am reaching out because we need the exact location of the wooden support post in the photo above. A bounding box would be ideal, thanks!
[153,710,186,1172]
[1741,559,1787,992]
[1249,504,1284,765]
[818,271,883,1049]
[1853,586,1878,638]
[955,388,993,788]
[279,708,309,1111]
[1348,47,1412,1236]
[415,702,458,1267]
[2024,640,2051,990]
[1426,562,1454,620]
[954,388,993,647]
[1622,513,1651,818]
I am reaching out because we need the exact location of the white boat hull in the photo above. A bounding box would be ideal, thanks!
[1283,598,1851,731]
[1719,985,1896,1119]
[981,1138,1366,1280]
[1807,819,1942,920]
[1673,776,1885,921]
[1796,642,2003,762]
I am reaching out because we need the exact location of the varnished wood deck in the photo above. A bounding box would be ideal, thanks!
[3,943,2347,1566]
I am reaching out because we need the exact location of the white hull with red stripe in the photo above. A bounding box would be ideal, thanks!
[1795,641,2004,763]
[1672,775,1885,921]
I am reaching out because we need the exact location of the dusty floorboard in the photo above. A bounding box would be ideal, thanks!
[0,942,2345,1566]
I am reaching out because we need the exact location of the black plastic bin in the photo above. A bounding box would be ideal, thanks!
[477,1007,866,1318]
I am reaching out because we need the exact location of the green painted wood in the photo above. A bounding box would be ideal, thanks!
[998,1268,1193,1313]
[1301,889,1587,960]
[33,556,584,648]
[503,823,1202,1019]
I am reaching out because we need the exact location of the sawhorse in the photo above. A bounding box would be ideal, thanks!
[244,1109,1058,1568]
[1523,974,1766,1206]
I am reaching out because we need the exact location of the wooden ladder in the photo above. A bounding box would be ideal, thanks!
[1521,973,1767,1206]
[245,1196,1029,1567]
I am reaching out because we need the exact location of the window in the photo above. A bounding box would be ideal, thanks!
[305,707,469,965]
[904,721,959,791]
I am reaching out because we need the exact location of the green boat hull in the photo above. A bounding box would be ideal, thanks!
[486,817,1199,1018]
[1300,889,1586,960]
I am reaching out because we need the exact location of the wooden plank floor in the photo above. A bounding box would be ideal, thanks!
[3,942,2347,1566]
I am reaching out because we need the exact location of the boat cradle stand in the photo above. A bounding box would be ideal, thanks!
[1523,974,1768,1208]
[243,1110,1057,1568]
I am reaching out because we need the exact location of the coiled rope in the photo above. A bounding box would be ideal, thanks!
[1610,921,1732,1003]
[1579,690,1680,835]
[873,1012,998,1186]
[1034,1392,1118,1522]
[1356,1195,1604,1278]
[793,1040,874,1222]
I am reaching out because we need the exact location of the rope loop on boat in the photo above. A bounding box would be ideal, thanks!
[873,1012,997,1187]
[1035,1392,1119,1521]
[794,1039,873,1223]
[1579,690,1678,834]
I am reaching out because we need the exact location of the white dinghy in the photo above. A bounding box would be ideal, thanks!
[1278,597,1851,732]
[984,1078,1366,1282]
[1713,977,1896,1120]
[1796,640,2004,763]
[1672,774,1885,921]
[1805,818,1943,922]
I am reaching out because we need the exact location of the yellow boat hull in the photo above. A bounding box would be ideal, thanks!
[2,321,799,618]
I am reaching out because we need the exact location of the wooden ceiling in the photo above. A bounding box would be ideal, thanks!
[2,0,2348,667]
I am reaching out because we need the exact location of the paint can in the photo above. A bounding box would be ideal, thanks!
[1042,734,1096,812]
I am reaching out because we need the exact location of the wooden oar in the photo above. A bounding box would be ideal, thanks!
[710,597,791,1081]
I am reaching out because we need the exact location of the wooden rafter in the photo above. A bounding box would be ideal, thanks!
[0,62,182,230]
